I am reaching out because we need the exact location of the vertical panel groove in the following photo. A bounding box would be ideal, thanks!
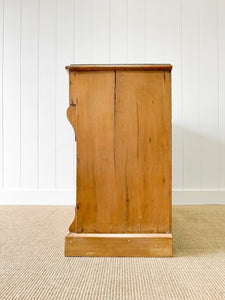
[199,0,202,189]
[162,0,164,63]
[73,0,76,190]
[144,0,146,62]
[55,0,57,190]
[1,0,5,189]
[126,0,128,62]
[91,0,93,63]
[4,0,21,188]
[37,0,40,190]
[109,0,111,63]
[181,0,184,190]
[19,0,22,189]
[217,0,220,190]
[218,0,225,190]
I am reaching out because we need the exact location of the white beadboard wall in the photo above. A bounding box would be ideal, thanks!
[0,0,225,205]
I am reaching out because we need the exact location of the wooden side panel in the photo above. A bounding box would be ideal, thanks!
[72,70,171,234]
[115,71,171,233]
[75,71,122,233]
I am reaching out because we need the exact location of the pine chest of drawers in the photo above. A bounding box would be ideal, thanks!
[65,64,172,257]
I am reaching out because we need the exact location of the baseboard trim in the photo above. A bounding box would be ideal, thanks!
[172,190,225,205]
[0,190,75,205]
[0,190,224,205]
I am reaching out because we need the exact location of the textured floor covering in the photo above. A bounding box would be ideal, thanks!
[0,205,224,300]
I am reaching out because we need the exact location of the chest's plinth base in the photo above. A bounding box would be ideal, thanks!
[65,233,172,257]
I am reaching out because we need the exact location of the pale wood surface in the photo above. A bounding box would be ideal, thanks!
[65,233,173,257]
[75,71,116,233]
[115,70,171,233]
[69,70,171,234]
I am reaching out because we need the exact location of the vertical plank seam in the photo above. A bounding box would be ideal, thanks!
[126,0,128,62]
[144,0,146,62]
[217,0,220,190]
[73,0,76,190]
[73,0,76,63]
[109,0,111,63]
[199,0,202,189]
[19,0,22,189]
[1,0,5,189]
[181,0,184,190]
[37,0,40,190]
[55,0,58,190]
[91,0,93,63]
[162,0,165,63]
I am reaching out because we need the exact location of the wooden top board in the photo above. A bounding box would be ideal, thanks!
[65,64,172,71]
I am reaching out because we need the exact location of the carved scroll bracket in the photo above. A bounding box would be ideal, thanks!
[67,103,77,233]
[67,104,77,141]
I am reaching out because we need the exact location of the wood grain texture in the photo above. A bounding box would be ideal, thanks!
[65,233,173,257]
[68,68,171,236]
[115,70,171,233]
[75,71,117,233]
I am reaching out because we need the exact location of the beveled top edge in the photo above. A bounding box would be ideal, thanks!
[65,64,172,71]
